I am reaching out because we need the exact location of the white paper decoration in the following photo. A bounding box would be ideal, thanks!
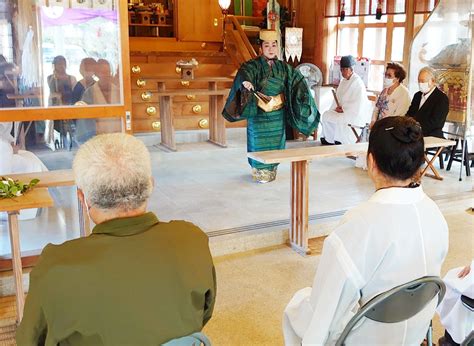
[285,27,303,62]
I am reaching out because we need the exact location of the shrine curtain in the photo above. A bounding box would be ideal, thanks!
[40,7,118,27]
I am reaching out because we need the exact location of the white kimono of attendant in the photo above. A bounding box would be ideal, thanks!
[437,260,474,344]
[0,122,48,220]
[283,186,449,345]
[321,73,371,144]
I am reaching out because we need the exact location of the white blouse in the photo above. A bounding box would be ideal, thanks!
[372,83,411,121]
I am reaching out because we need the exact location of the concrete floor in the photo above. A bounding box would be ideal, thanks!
[1,130,472,256]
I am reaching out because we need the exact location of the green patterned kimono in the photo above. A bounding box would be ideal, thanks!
[223,56,320,170]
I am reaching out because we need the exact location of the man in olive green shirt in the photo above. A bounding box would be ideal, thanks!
[17,133,216,346]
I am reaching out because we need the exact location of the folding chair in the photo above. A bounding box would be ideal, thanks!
[335,276,446,346]
[162,332,211,346]
[446,138,474,177]
[348,123,369,143]
[460,295,474,346]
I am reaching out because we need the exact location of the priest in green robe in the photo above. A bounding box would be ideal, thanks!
[223,29,320,183]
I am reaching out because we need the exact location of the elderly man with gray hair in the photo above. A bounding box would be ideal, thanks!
[17,133,216,345]
[406,66,449,138]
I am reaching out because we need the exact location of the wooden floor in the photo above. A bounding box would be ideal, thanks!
[0,295,16,345]
[308,236,326,256]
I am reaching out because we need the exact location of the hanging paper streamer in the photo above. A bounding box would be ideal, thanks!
[340,0,346,21]
[20,28,40,88]
[285,27,303,62]
[376,0,383,19]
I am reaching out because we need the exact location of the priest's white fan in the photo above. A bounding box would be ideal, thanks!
[296,63,323,108]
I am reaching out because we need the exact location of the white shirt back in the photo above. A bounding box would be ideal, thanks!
[284,186,449,345]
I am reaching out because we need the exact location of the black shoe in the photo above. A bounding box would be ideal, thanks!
[334,141,342,145]
[320,137,334,146]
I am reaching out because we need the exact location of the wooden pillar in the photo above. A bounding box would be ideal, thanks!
[313,0,328,78]
[208,82,227,147]
[8,212,24,323]
[158,82,176,151]
[403,0,415,71]
[290,160,310,255]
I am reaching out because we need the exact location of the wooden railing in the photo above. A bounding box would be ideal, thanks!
[224,15,262,67]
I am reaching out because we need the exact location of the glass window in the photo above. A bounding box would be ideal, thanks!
[368,63,385,91]
[393,14,407,22]
[391,27,405,62]
[363,28,387,60]
[0,1,124,110]
[337,27,359,56]
[355,0,370,16]
[339,16,360,24]
[364,15,388,23]
[391,0,406,13]
[0,20,13,62]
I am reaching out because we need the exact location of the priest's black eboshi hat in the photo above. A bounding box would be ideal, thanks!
[340,55,356,68]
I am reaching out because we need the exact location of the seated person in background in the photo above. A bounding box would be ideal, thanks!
[370,62,411,128]
[17,133,216,345]
[0,122,47,220]
[438,261,474,346]
[320,55,371,145]
[406,66,449,138]
[0,122,47,175]
[283,116,448,345]
[71,57,97,104]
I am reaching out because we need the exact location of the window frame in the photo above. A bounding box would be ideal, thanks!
[0,1,132,126]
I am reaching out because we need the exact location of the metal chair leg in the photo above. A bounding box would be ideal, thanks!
[426,320,433,346]
[446,139,459,171]
[463,141,471,176]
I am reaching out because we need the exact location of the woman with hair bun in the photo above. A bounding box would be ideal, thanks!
[284,116,449,345]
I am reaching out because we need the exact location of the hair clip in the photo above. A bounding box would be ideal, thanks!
[385,127,394,131]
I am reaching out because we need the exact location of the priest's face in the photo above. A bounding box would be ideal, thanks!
[340,67,353,80]
[261,40,278,59]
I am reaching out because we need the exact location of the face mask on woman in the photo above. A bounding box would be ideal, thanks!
[419,82,431,94]
[383,77,395,89]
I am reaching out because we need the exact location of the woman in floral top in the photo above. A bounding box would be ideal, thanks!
[370,62,411,128]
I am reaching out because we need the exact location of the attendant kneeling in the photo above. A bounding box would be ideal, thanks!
[17,133,216,345]
[283,116,448,345]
